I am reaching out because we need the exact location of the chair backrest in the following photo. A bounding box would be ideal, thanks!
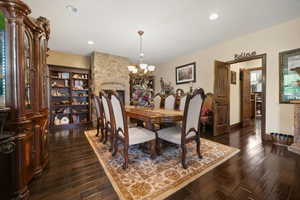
[182,89,205,139]
[164,94,176,110]
[93,95,101,118]
[108,92,128,140]
[176,88,185,97]
[179,95,187,111]
[153,94,163,108]
[100,91,110,123]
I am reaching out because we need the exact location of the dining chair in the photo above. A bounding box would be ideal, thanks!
[156,88,205,169]
[164,94,176,110]
[176,88,185,97]
[108,92,156,169]
[178,94,187,111]
[92,95,105,141]
[100,91,114,152]
[153,93,163,108]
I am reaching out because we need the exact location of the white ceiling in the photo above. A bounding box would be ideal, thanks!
[23,0,300,64]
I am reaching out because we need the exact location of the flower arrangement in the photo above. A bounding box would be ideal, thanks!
[131,84,153,107]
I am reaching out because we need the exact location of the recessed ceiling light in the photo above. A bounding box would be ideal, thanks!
[88,41,95,45]
[66,5,78,13]
[209,13,219,20]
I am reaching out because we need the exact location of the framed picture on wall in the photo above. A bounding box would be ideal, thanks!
[175,62,196,84]
[279,48,300,103]
[231,71,237,84]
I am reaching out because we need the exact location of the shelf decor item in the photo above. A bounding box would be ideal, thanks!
[49,65,92,130]
[176,62,196,84]
[279,48,300,103]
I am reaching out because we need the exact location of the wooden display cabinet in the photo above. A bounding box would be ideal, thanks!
[0,0,50,199]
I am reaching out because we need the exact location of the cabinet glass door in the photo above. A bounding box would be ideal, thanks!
[24,31,33,110]
[0,11,7,107]
[40,36,49,109]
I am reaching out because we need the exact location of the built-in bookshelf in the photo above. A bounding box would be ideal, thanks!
[49,65,92,130]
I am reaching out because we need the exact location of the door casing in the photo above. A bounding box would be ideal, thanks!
[214,54,267,141]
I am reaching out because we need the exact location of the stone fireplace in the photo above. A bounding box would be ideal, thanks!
[91,51,131,104]
[288,104,300,154]
[90,51,131,122]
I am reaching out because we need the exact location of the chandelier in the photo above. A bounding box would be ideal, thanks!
[128,30,155,76]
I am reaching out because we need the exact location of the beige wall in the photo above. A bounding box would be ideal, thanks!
[229,59,262,125]
[47,50,90,69]
[154,17,300,135]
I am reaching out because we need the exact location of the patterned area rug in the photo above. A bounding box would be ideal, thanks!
[85,130,239,200]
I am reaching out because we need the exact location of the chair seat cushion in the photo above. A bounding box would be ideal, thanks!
[128,127,155,145]
[157,125,196,145]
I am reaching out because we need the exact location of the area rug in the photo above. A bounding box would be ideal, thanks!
[85,130,239,200]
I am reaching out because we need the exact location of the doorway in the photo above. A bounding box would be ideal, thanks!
[230,59,263,131]
[213,54,266,140]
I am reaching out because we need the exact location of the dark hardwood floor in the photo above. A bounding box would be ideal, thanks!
[29,121,300,200]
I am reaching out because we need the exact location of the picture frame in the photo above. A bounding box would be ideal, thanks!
[231,71,237,84]
[175,62,196,85]
[279,48,300,104]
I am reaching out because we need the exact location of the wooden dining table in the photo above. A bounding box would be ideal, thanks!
[125,105,184,130]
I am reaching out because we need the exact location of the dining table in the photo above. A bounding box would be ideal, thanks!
[125,105,184,130]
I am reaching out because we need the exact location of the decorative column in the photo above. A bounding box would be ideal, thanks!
[288,104,300,154]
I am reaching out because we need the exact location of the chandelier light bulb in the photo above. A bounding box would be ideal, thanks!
[140,63,148,70]
[148,65,155,72]
[132,68,138,73]
[128,65,136,71]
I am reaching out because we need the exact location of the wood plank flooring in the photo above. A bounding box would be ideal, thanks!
[29,123,300,200]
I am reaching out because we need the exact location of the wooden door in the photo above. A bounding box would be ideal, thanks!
[241,70,252,127]
[213,60,230,135]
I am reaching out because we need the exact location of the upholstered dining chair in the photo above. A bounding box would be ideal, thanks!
[92,95,105,141]
[100,91,114,152]
[178,94,187,111]
[164,94,176,110]
[108,92,156,169]
[156,88,205,169]
[153,93,163,108]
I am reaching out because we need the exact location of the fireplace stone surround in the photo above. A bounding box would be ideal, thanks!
[288,104,300,154]
[90,51,131,122]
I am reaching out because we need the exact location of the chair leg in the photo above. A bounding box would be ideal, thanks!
[96,120,100,137]
[123,145,129,170]
[150,140,156,159]
[196,137,203,159]
[181,144,187,169]
[112,138,118,156]
[103,128,108,144]
[99,127,104,142]
[155,132,161,155]
[109,130,114,152]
